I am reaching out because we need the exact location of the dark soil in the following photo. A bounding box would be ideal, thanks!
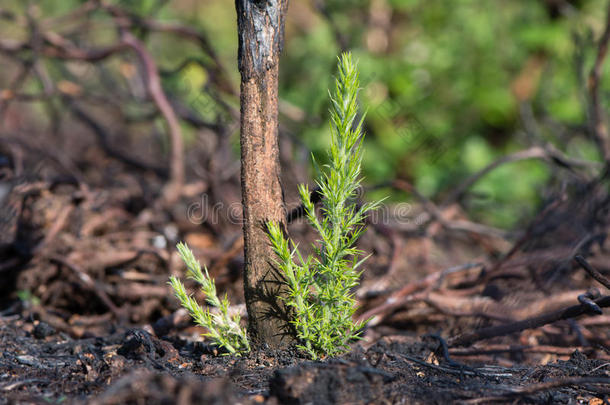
[2,316,609,405]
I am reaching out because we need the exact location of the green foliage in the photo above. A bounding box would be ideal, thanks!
[16,290,41,307]
[267,53,380,359]
[169,242,250,356]
[276,0,607,227]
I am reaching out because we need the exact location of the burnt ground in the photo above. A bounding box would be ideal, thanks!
[2,316,610,405]
[0,319,609,404]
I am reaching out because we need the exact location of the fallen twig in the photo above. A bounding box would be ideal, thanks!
[119,30,184,204]
[449,344,599,357]
[392,352,513,378]
[575,255,610,290]
[448,294,610,347]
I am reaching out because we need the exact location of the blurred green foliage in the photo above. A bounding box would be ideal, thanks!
[200,0,607,228]
[276,0,608,227]
[1,0,609,228]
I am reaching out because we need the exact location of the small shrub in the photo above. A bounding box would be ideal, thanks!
[169,242,250,355]
[267,52,380,359]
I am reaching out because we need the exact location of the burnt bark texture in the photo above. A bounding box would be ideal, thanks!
[236,0,292,349]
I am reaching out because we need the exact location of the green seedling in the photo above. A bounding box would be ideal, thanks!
[267,52,381,359]
[169,242,250,355]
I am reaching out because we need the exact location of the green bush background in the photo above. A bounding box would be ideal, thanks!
[2,0,608,228]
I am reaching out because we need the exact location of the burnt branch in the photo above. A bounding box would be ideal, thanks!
[119,31,184,204]
[448,294,610,347]
[575,255,610,290]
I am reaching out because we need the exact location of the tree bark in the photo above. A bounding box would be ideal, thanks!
[236,0,292,349]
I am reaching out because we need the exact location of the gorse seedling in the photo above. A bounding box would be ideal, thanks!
[169,242,250,355]
[170,52,378,359]
[267,52,380,359]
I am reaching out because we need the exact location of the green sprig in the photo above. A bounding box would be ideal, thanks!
[268,52,381,359]
[169,242,250,356]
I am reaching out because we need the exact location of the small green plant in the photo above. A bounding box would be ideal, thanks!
[17,290,41,307]
[267,52,380,359]
[170,52,378,359]
[169,242,250,355]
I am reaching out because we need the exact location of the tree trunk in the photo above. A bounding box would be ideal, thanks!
[236,0,292,349]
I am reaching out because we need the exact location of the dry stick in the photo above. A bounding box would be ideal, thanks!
[589,2,610,162]
[32,204,73,254]
[389,179,440,220]
[448,295,610,347]
[581,314,610,326]
[0,30,131,62]
[394,352,511,378]
[43,37,127,62]
[443,144,603,207]
[450,344,599,357]
[575,255,610,290]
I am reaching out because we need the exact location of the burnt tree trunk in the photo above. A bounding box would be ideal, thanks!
[236,0,292,349]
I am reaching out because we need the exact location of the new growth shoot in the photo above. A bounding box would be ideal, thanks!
[267,52,380,359]
[169,242,250,355]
